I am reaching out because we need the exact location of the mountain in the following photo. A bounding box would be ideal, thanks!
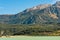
[0,1,60,24]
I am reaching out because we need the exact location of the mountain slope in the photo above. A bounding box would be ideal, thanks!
[0,1,60,24]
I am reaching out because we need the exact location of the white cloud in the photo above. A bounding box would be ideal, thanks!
[56,0,60,1]
[54,0,60,1]
[51,0,60,4]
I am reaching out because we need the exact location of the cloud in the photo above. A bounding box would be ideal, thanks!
[54,0,60,1]
[51,0,60,4]
[56,0,60,1]
[52,0,60,1]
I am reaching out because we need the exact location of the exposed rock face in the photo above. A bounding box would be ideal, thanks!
[49,13,58,19]
[25,4,51,12]
[0,1,60,24]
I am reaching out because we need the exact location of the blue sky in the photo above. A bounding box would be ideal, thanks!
[0,0,59,15]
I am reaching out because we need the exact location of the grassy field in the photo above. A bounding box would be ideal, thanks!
[0,36,60,40]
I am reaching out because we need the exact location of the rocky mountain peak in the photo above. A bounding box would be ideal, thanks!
[55,1,60,6]
[56,1,60,4]
[23,4,51,13]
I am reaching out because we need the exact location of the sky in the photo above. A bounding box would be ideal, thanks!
[0,0,60,15]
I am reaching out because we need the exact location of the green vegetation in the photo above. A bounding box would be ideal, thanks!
[0,24,60,36]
